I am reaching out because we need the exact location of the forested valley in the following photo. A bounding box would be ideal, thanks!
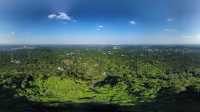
[1,45,200,112]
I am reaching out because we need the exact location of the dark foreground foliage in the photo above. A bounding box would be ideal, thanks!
[1,85,200,112]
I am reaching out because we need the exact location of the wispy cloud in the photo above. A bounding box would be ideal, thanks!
[11,32,15,36]
[0,32,17,44]
[98,25,104,28]
[167,18,174,22]
[48,12,71,21]
[96,25,104,31]
[96,28,101,31]
[181,34,200,44]
[164,28,177,32]
[129,20,136,25]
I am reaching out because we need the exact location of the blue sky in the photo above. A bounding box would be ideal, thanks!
[0,0,200,44]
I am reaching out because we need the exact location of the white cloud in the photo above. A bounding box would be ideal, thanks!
[129,20,136,25]
[57,12,71,20]
[48,14,57,19]
[48,12,71,21]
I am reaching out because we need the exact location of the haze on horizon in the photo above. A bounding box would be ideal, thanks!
[0,0,200,45]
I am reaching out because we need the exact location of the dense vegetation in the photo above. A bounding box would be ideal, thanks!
[0,45,200,112]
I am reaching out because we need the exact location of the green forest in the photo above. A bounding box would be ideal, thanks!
[0,45,200,112]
